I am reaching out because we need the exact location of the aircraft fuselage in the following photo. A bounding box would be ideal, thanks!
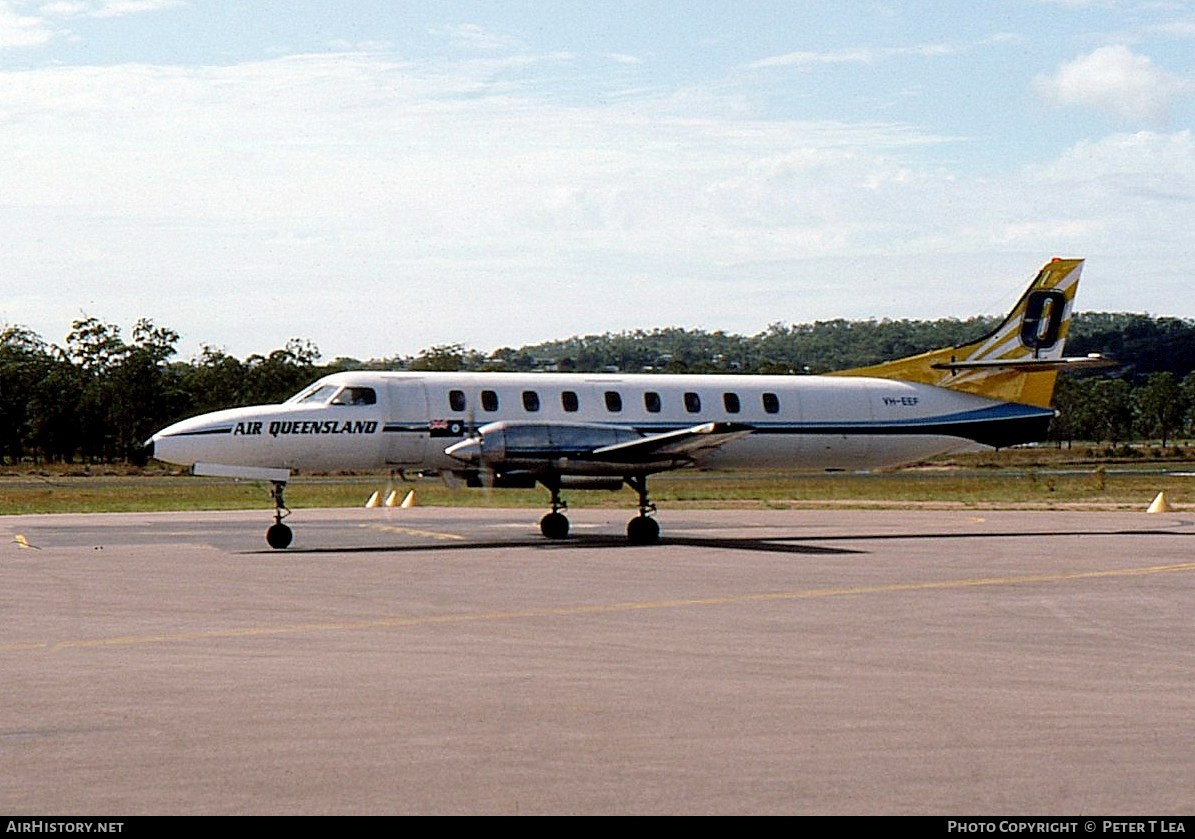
[150,370,1053,477]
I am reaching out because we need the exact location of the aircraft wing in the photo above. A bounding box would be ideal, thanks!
[590,422,754,463]
[443,420,754,474]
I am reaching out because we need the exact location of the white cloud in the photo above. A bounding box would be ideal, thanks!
[1030,130,1195,213]
[1041,129,1195,178]
[750,49,875,69]
[749,35,1017,70]
[39,2,87,17]
[969,130,1195,291]
[0,1,56,48]
[0,53,971,355]
[1,0,181,49]
[327,39,391,53]
[428,23,523,53]
[1035,44,1191,124]
[1145,20,1195,38]
[1,47,1192,357]
[88,0,182,18]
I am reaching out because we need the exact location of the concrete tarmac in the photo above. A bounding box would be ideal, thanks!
[2,506,1193,815]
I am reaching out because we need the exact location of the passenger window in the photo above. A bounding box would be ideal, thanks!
[561,391,579,412]
[449,390,466,412]
[723,392,741,414]
[481,390,499,412]
[604,391,622,412]
[762,392,780,414]
[684,392,701,413]
[522,390,540,412]
[644,392,662,413]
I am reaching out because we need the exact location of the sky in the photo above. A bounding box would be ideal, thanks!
[1,1,1193,363]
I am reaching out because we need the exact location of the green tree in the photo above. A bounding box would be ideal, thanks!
[66,316,126,372]
[410,343,468,372]
[61,317,181,461]
[1091,379,1135,446]
[178,346,247,415]
[109,320,182,461]
[242,339,323,405]
[66,317,128,460]
[1134,372,1184,447]
[27,353,86,463]
[1049,375,1086,447]
[1180,373,1195,441]
[0,326,53,462]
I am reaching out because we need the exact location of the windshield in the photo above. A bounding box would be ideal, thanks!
[291,384,338,404]
[330,387,377,406]
[287,384,378,406]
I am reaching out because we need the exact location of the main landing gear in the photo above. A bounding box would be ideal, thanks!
[539,482,570,540]
[265,480,293,549]
[624,475,660,545]
[537,475,661,545]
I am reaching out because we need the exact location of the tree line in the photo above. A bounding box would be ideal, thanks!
[0,319,324,464]
[2,313,1194,465]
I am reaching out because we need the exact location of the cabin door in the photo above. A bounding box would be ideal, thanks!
[384,380,430,466]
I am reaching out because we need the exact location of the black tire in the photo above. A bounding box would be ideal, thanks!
[539,512,570,539]
[626,516,660,545]
[266,523,293,549]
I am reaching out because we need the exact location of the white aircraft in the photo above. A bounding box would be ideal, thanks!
[149,258,1109,548]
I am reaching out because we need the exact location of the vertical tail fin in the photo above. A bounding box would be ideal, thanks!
[832,258,1096,408]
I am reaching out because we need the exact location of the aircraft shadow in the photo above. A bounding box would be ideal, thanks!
[259,534,862,557]
[251,522,1191,558]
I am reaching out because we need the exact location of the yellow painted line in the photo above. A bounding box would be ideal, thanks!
[359,524,465,541]
[5,560,1195,655]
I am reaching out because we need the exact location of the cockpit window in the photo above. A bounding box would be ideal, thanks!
[331,387,377,406]
[294,385,339,404]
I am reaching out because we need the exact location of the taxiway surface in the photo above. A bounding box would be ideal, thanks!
[2,506,1193,814]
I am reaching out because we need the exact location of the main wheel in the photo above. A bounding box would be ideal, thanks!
[266,522,293,549]
[540,511,570,539]
[626,516,660,545]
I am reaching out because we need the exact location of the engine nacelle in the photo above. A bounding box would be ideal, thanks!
[476,421,639,460]
[444,421,644,474]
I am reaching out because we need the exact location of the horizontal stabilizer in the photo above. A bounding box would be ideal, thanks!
[930,355,1117,373]
[193,462,291,482]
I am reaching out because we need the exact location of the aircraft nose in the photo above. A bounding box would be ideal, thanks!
[134,437,155,467]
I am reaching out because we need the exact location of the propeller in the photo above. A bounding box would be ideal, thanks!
[442,397,498,490]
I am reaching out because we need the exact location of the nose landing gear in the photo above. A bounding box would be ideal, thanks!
[265,480,293,549]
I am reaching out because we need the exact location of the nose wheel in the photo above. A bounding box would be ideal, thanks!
[266,480,293,549]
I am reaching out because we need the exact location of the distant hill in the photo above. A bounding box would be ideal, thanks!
[476,313,1195,380]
